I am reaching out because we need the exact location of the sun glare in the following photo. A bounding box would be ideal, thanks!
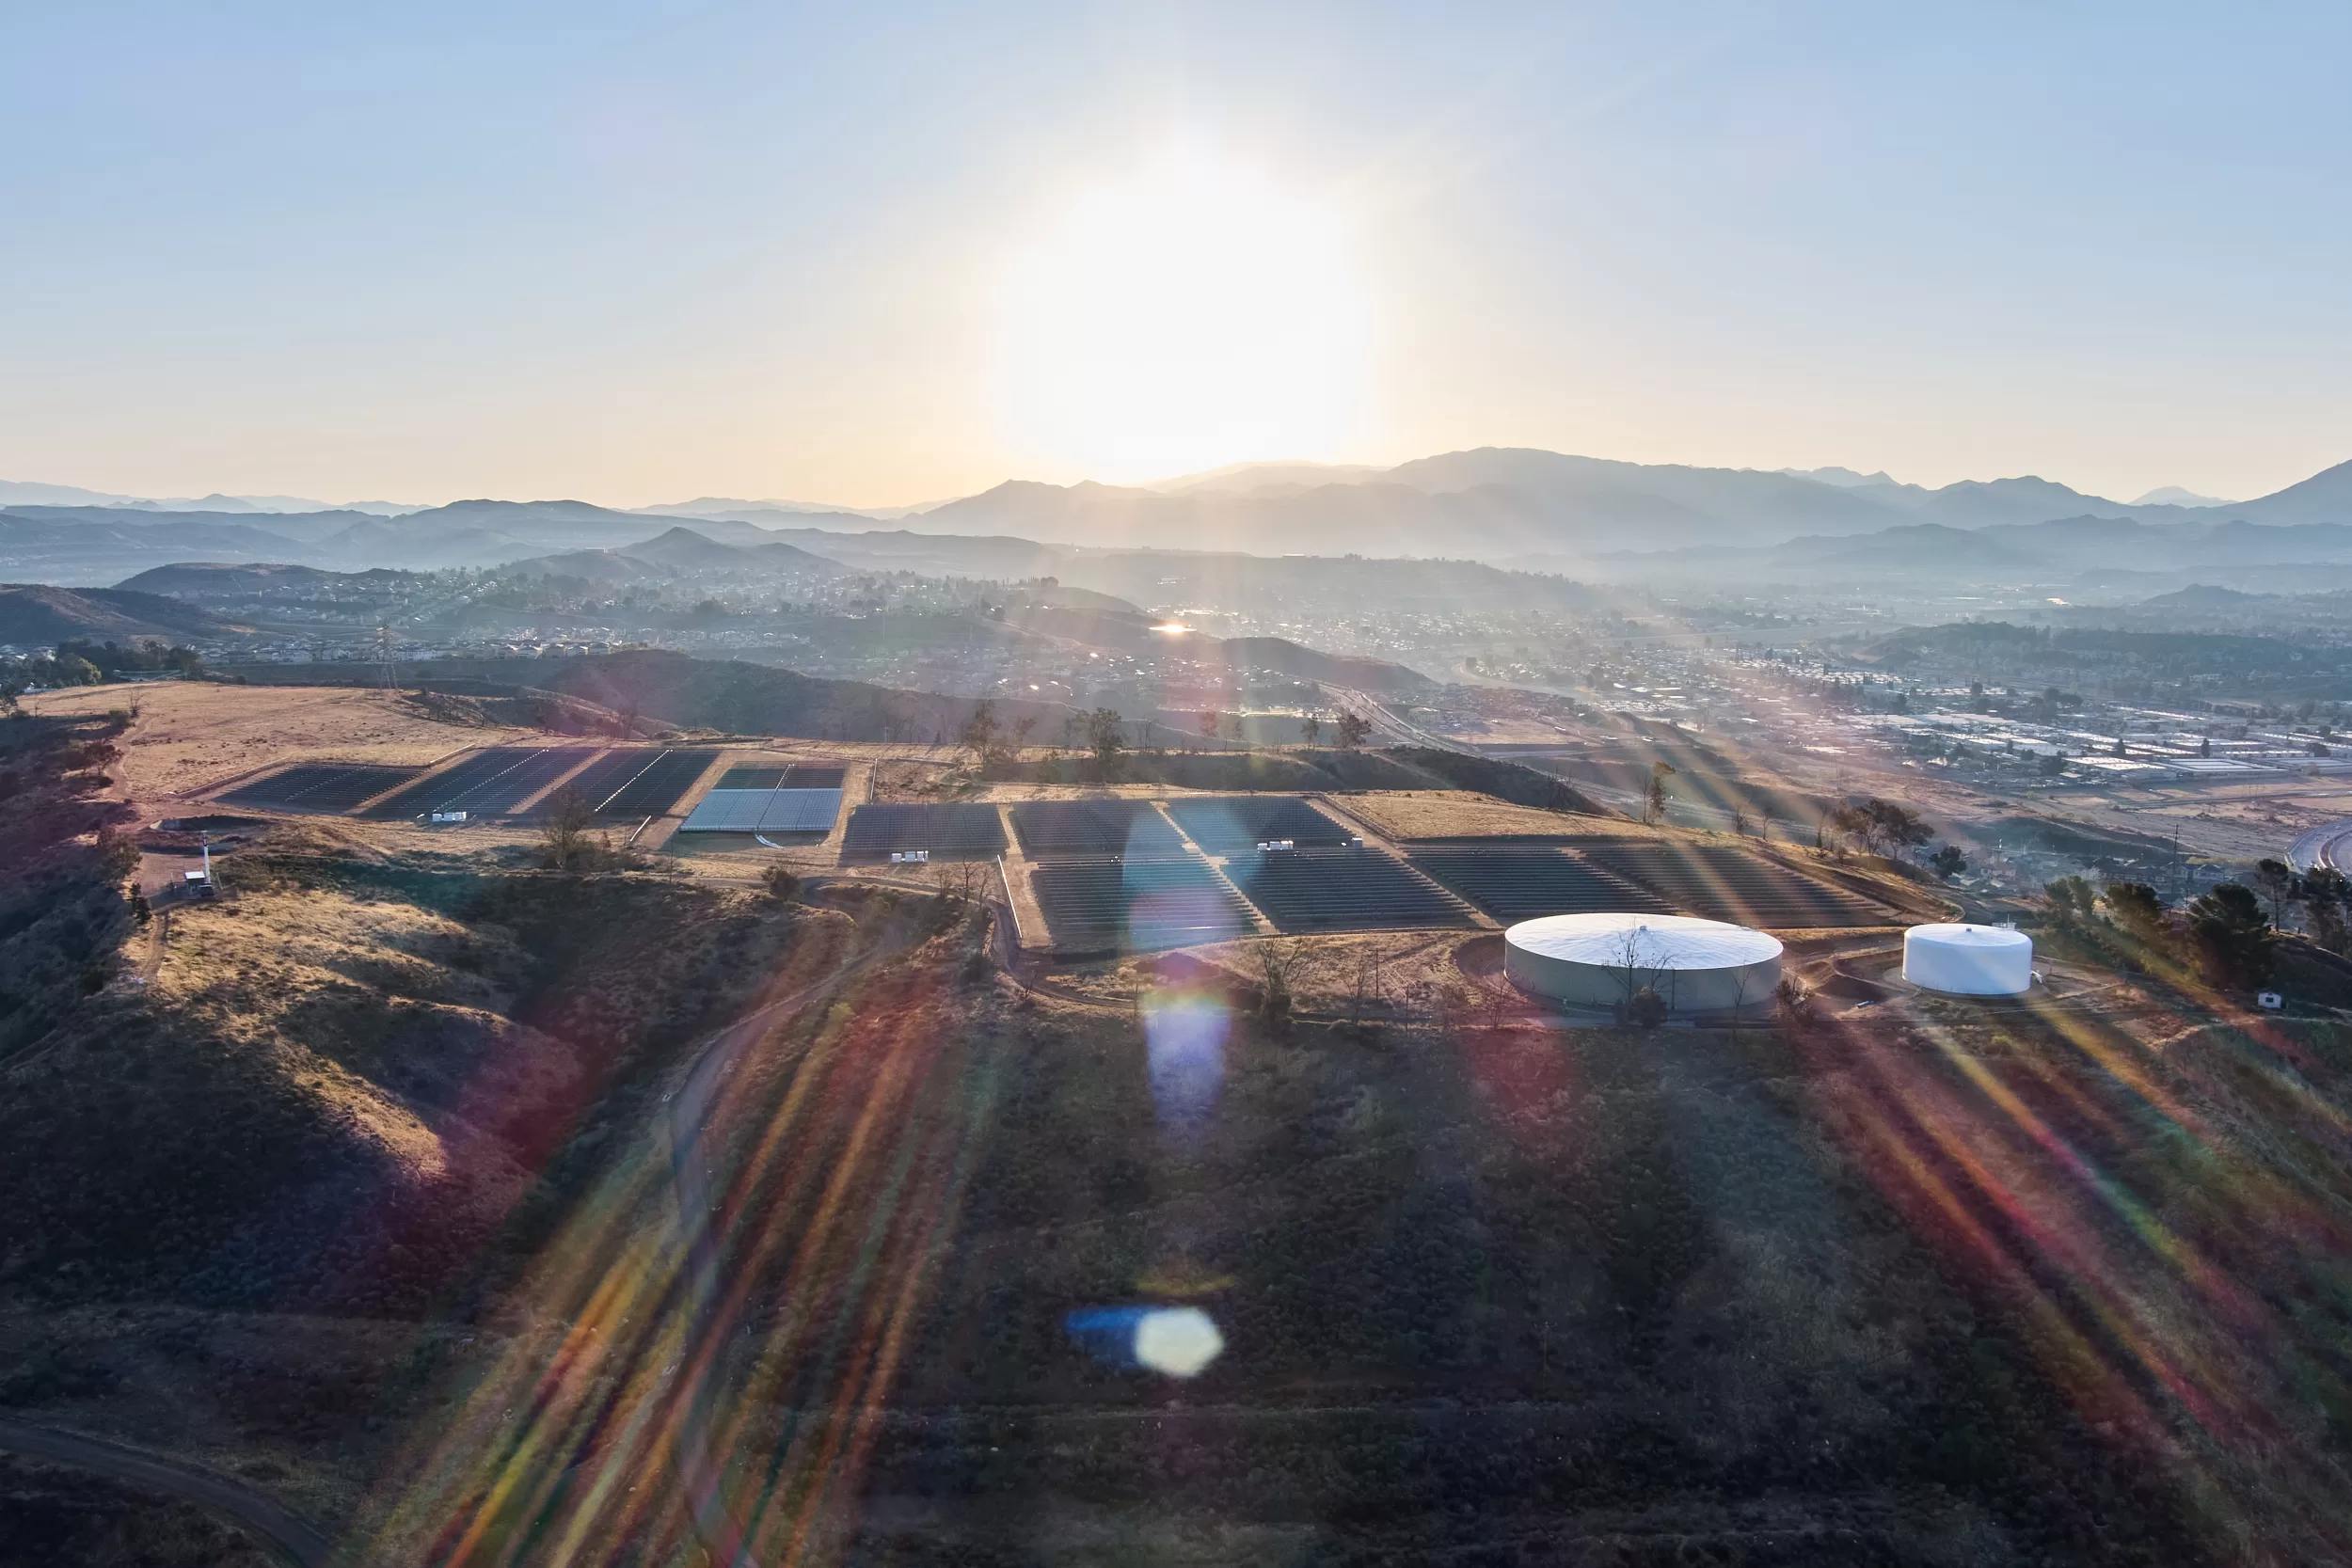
[995,149,1371,482]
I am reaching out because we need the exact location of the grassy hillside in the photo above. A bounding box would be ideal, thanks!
[355,926,2348,1563]
[0,583,230,644]
[0,826,865,1315]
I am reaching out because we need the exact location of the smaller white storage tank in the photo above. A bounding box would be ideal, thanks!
[1903,923,2032,995]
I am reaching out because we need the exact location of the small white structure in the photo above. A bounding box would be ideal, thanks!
[1504,912,1783,1018]
[1902,923,2033,995]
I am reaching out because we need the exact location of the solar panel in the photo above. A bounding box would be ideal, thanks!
[1028,857,1256,954]
[1009,800,1186,858]
[1228,847,1470,932]
[1410,847,1670,920]
[716,767,787,789]
[1163,796,1354,856]
[679,787,844,833]
[360,747,600,818]
[599,748,719,816]
[216,763,426,814]
[840,802,1008,862]
[1575,842,1891,927]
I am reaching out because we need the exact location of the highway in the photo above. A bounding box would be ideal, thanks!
[0,1418,334,1566]
[2289,820,2352,873]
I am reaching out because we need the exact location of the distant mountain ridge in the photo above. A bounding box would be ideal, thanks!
[911,447,2351,558]
[3,448,2347,577]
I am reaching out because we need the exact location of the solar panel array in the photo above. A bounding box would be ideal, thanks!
[840,802,1008,862]
[1028,858,1257,953]
[712,763,845,790]
[216,762,426,814]
[679,787,843,833]
[360,746,602,819]
[1009,800,1186,859]
[1409,847,1670,920]
[1574,841,1891,927]
[596,748,719,817]
[1162,795,1354,856]
[1227,847,1470,933]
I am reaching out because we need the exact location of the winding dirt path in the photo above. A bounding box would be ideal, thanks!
[0,1418,335,1566]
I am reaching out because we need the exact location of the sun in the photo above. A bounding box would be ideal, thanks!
[994,148,1371,483]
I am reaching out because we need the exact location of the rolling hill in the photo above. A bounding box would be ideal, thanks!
[0,584,239,645]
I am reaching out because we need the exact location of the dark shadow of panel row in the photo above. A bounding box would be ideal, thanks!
[216,763,426,814]
[1029,857,1256,954]
[1228,847,1471,932]
[1162,796,1355,856]
[840,802,1008,863]
[1409,847,1670,921]
[1009,800,1186,859]
[1576,842,1893,926]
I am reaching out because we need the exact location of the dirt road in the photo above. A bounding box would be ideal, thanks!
[0,1418,336,1566]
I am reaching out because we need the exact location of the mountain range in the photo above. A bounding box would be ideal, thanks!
[3,448,2347,578]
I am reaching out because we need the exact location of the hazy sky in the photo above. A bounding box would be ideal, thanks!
[4,2,2347,508]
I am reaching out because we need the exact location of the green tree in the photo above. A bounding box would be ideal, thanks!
[1334,710,1373,750]
[1929,843,1968,880]
[2251,858,2297,926]
[2043,875,2098,922]
[2102,880,2169,944]
[2186,882,2275,988]
[1299,713,1322,745]
[2304,866,2350,954]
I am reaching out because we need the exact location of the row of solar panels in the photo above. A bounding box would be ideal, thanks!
[217,746,724,822]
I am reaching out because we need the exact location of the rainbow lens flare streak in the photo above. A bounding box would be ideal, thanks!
[358,949,1004,1566]
[1799,988,2352,1558]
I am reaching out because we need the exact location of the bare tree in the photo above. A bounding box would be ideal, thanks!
[960,699,999,766]
[1198,711,1220,742]
[1334,710,1373,750]
[540,785,596,871]
[1300,713,1323,746]
[1086,707,1126,779]
[1644,760,1676,826]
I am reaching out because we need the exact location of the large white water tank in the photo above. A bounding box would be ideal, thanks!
[1903,923,2032,995]
[1504,912,1783,1017]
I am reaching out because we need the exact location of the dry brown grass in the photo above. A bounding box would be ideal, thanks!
[19,682,526,811]
[1333,789,1656,842]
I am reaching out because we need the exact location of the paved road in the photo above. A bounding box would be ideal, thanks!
[0,1418,334,1566]
[2289,820,2352,873]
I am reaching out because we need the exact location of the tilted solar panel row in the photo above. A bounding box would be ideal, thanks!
[528,748,661,816]
[839,802,1008,862]
[599,748,719,816]
[1409,847,1670,920]
[1576,843,1889,926]
[1028,856,1257,953]
[1009,800,1187,859]
[360,747,574,817]
[1227,847,1470,932]
[217,762,426,813]
[1162,796,1354,856]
